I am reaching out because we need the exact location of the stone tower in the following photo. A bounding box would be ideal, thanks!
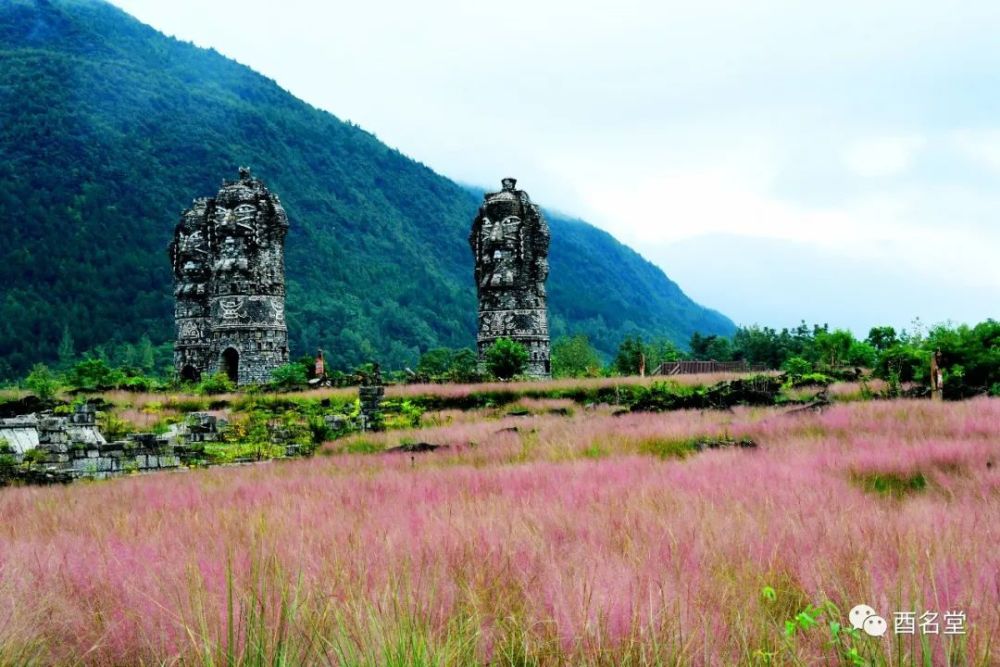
[169,168,289,385]
[169,199,212,381]
[469,178,551,377]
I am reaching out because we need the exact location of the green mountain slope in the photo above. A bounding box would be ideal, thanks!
[0,0,733,378]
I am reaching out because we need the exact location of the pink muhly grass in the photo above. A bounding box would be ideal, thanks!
[0,398,996,664]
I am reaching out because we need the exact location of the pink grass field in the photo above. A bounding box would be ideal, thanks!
[1,398,997,665]
[99,372,766,411]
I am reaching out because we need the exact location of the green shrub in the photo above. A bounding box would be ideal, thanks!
[66,358,116,390]
[875,345,925,383]
[25,363,59,400]
[638,437,695,459]
[345,439,381,454]
[852,471,927,498]
[269,363,309,390]
[198,372,235,395]
[22,448,48,465]
[552,334,602,378]
[485,338,529,380]
[781,356,812,377]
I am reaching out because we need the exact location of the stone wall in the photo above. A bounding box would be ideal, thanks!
[0,406,221,485]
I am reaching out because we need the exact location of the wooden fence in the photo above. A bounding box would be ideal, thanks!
[651,360,769,376]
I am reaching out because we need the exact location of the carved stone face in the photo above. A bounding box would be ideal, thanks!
[214,201,257,234]
[174,229,210,279]
[478,216,521,287]
[213,237,249,274]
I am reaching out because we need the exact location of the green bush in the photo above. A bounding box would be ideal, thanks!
[846,341,877,368]
[552,334,603,378]
[269,363,309,390]
[485,338,529,381]
[22,449,48,465]
[25,363,59,400]
[781,356,812,377]
[66,358,116,390]
[198,372,236,395]
[875,345,925,383]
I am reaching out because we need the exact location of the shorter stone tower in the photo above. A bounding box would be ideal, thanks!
[169,168,289,385]
[469,178,551,377]
[169,200,212,381]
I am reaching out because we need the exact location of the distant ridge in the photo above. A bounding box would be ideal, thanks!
[0,0,734,377]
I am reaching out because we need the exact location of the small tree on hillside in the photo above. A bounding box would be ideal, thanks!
[57,325,75,370]
[485,338,529,380]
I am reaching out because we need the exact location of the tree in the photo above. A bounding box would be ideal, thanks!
[448,349,480,383]
[866,326,897,352]
[704,336,734,362]
[25,363,59,400]
[813,329,854,368]
[484,338,529,380]
[875,345,925,383]
[57,325,75,370]
[649,339,682,365]
[846,341,877,368]
[417,348,455,377]
[782,356,812,376]
[270,363,309,389]
[416,347,481,382]
[551,334,602,378]
[66,358,116,390]
[138,335,156,372]
[688,332,711,360]
[614,335,647,375]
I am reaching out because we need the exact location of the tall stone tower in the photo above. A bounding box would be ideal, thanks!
[169,199,212,382]
[469,178,551,377]
[169,168,289,385]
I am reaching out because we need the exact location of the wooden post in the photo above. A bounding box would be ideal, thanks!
[930,349,943,402]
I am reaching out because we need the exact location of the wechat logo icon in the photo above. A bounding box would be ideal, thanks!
[850,604,888,637]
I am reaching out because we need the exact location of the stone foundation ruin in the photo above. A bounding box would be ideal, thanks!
[0,404,233,484]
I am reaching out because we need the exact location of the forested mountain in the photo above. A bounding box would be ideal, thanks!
[0,0,733,379]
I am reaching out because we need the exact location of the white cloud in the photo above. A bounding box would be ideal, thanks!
[107,0,1000,328]
[843,136,925,178]
[950,129,1000,172]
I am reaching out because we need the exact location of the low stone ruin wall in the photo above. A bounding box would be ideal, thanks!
[63,441,181,480]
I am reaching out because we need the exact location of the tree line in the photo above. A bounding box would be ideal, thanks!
[8,319,997,401]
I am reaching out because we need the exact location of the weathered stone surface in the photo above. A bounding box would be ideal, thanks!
[169,168,289,386]
[358,385,385,432]
[469,178,551,378]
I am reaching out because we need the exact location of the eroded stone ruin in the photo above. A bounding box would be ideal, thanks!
[0,403,182,482]
[169,168,289,386]
[469,178,551,378]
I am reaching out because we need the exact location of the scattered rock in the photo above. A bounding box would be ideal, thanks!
[386,442,447,453]
[691,436,757,452]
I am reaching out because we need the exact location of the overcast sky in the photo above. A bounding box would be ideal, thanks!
[110,0,1000,335]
